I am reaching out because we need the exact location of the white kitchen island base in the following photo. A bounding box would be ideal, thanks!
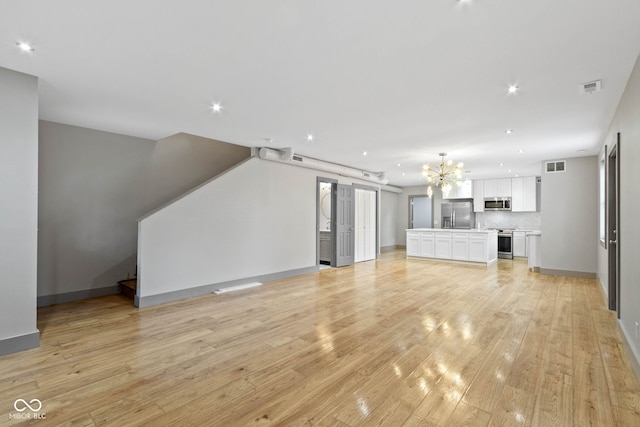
[406,229,498,266]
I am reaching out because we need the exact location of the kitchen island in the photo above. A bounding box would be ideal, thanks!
[406,228,498,266]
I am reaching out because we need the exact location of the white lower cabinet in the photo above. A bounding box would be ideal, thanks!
[528,234,541,269]
[451,232,469,260]
[435,232,452,259]
[406,232,420,256]
[407,231,435,258]
[513,231,526,257]
[406,229,497,265]
[419,232,435,258]
[468,234,488,262]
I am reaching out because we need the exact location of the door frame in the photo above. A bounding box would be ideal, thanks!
[607,134,620,316]
[353,183,380,260]
[316,177,338,267]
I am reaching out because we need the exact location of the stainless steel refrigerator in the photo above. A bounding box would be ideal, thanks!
[441,201,475,229]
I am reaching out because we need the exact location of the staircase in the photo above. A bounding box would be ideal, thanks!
[118,279,137,300]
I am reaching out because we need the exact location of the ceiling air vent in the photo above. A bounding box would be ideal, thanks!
[545,160,566,173]
[292,155,303,162]
[580,79,602,94]
[362,172,371,178]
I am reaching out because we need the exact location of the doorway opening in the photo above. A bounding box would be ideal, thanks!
[317,179,379,268]
[317,178,337,267]
[409,195,433,229]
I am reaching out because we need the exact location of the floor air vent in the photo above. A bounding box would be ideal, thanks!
[213,282,262,295]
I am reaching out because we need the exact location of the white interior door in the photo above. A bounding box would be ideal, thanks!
[355,188,376,262]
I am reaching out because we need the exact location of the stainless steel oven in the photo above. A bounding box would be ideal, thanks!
[497,230,513,259]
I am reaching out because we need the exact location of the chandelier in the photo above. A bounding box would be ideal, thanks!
[422,152,464,198]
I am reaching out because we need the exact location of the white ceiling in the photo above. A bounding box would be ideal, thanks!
[2,1,639,186]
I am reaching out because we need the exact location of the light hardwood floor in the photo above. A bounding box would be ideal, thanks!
[2,250,640,426]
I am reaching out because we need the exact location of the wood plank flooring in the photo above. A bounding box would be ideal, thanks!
[2,250,639,426]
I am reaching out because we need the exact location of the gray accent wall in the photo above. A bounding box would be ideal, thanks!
[380,190,399,248]
[540,156,598,275]
[38,121,155,301]
[0,67,39,355]
[37,122,251,304]
[395,185,444,245]
[141,132,251,212]
[599,53,640,370]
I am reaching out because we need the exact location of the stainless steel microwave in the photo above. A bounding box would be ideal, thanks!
[484,198,511,211]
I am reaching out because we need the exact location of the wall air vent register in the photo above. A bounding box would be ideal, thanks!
[545,160,566,173]
[580,79,602,94]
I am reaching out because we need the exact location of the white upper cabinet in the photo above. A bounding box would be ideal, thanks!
[511,177,524,211]
[483,179,497,198]
[443,179,473,199]
[523,176,537,211]
[482,178,511,198]
[473,180,484,212]
[511,176,537,212]
[498,178,512,198]
[474,176,537,212]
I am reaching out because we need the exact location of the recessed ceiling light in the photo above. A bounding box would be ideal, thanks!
[515,174,519,177]
[505,129,513,134]
[307,134,314,142]
[508,169,512,173]
[211,102,222,112]
[397,163,401,167]
[508,85,519,94]
[363,151,367,156]
[402,172,405,176]
[518,149,524,153]
[577,149,588,153]
[499,162,504,167]
[17,42,34,52]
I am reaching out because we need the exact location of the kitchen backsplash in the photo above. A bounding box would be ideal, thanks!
[476,211,541,230]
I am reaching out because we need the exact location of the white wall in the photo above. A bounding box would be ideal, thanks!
[137,158,388,306]
[598,53,640,369]
[0,67,39,355]
[541,156,598,275]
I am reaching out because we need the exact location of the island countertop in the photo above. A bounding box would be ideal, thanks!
[406,228,498,265]
[405,228,497,233]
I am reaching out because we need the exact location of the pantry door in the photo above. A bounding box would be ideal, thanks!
[355,188,377,262]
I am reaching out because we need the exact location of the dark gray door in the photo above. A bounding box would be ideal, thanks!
[335,184,355,267]
[608,136,619,315]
